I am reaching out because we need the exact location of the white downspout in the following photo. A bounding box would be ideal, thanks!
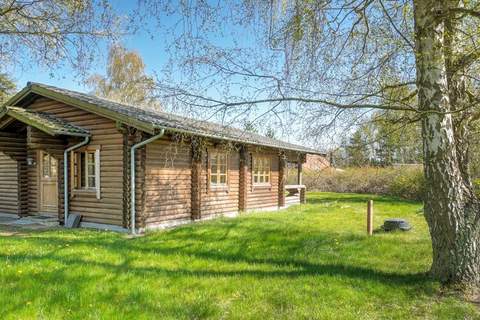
[131,130,165,234]
[64,136,90,226]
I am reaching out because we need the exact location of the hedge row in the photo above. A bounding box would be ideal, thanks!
[303,166,425,201]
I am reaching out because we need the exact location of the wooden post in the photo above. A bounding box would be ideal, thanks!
[367,200,373,236]
[191,138,203,220]
[239,146,248,212]
[297,162,303,185]
[278,152,286,208]
[300,187,306,204]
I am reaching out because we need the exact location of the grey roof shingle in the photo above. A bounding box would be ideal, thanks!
[10,82,322,154]
[2,106,90,137]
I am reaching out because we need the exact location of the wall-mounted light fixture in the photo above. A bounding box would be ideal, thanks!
[27,157,36,166]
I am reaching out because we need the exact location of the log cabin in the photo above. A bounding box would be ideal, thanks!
[0,83,322,233]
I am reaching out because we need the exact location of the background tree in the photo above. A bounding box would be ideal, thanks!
[0,74,16,104]
[86,43,158,107]
[373,111,422,165]
[140,0,480,291]
[342,110,423,167]
[345,128,371,167]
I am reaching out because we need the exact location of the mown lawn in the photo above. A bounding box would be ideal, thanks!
[0,192,478,320]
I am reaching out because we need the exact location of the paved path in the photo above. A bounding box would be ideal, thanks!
[0,214,59,235]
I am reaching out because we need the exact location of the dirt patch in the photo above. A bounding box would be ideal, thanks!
[0,225,25,236]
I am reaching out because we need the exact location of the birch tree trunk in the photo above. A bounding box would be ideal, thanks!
[414,0,480,290]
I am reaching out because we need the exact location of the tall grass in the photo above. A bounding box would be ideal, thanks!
[303,166,425,201]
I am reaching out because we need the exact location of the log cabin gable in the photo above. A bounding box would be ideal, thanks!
[0,94,127,227]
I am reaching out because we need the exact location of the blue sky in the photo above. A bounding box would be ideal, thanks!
[10,2,324,149]
[14,2,171,92]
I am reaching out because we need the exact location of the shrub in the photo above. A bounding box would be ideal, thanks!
[303,166,425,201]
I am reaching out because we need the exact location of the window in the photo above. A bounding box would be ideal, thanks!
[71,149,101,199]
[253,156,271,185]
[210,152,228,186]
[42,153,57,178]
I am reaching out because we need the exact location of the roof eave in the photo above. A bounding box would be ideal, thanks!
[3,85,31,108]
[7,84,156,135]
[54,131,91,138]
[2,106,91,138]
[152,124,322,155]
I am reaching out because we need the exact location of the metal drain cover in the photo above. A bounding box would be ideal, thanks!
[383,218,411,231]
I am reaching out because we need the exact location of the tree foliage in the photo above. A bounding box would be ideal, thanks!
[86,43,158,107]
[0,0,118,77]
[341,110,422,167]
[0,73,16,104]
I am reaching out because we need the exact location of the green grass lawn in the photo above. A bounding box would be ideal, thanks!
[1,192,479,320]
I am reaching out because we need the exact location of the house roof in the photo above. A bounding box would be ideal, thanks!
[0,106,90,137]
[6,82,323,155]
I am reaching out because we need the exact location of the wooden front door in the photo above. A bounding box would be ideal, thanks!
[39,151,58,215]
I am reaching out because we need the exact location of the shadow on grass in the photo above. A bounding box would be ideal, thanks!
[1,220,432,291]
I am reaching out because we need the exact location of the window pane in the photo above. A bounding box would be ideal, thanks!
[80,153,86,188]
[88,164,95,176]
[265,175,270,183]
[211,175,217,184]
[211,164,218,174]
[73,153,78,189]
[220,175,226,184]
[42,154,50,177]
[254,175,258,183]
[88,177,96,188]
[87,152,95,164]
[219,165,227,174]
[51,157,57,175]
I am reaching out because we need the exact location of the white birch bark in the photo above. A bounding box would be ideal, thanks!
[414,0,480,289]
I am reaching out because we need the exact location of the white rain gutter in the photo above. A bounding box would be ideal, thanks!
[64,136,90,226]
[131,130,165,234]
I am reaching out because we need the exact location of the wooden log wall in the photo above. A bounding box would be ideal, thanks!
[141,139,305,229]
[142,138,192,226]
[0,152,19,214]
[0,132,27,215]
[27,97,124,226]
[246,149,280,210]
[200,146,240,218]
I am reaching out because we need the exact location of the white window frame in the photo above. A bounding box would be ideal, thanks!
[71,148,101,199]
[252,156,271,186]
[209,152,228,188]
[85,151,96,189]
